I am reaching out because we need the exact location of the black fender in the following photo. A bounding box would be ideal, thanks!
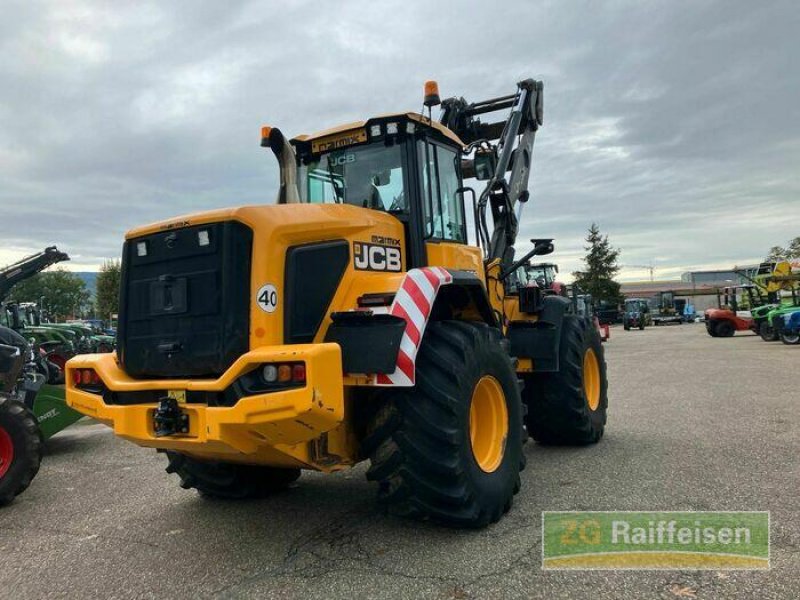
[507,295,572,372]
[429,270,499,328]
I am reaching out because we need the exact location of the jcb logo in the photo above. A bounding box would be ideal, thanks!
[354,242,402,272]
[330,154,356,166]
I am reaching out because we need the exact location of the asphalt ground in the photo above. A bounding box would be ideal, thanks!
[1,324,798,599]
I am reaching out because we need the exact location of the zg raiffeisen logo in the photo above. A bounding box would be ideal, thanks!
[542,511,769,570]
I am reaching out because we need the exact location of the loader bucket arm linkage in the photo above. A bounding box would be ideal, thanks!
[0,246,70,304]
[440,79,543,269]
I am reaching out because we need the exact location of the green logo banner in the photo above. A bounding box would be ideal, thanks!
[542,511,769,570]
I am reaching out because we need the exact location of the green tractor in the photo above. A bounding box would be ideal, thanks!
[749,261,799,341]
[3,303,78,381]
[753,302,799,341]
[1,332,84,505]
[1,247,85,504]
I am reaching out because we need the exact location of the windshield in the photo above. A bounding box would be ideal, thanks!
[625,300,642,312]
[298,144,406,212]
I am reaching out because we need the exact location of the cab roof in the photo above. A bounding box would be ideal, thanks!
[291,112,465,149]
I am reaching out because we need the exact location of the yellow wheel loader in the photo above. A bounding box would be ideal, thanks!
[66,79,608,527]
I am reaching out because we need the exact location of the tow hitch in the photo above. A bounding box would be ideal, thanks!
[153,397,189,437]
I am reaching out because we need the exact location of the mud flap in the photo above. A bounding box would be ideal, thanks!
[507,295,571,372]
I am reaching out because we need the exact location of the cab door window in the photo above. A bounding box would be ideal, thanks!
[419,142,466,242]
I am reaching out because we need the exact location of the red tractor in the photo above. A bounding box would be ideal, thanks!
[704,285,763,337]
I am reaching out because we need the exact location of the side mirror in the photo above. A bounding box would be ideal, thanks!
[473,150,497,181]
[530,238,554,256]
[499,238,555,280]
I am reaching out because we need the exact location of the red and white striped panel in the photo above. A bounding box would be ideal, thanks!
[375,267,453,386]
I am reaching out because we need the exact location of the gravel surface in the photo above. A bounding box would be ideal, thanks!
[1,324,798,599]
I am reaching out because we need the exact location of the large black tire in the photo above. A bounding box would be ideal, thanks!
[759,321,778,342]
[780,331,800,345]
[715,320,735,338]
[523,316,608,445]
[363,321,525,528]
[638,321,645,330]
[164,452,301,499]
[0,394,44,506]
[705,321,718,337]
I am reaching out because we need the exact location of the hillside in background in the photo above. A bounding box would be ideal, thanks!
[75,272,98,299]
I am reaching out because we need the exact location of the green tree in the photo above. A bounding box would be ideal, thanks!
[6,268,90,321]
[766,237,800,261]
[572,223,623,305]
[95,260,121,321]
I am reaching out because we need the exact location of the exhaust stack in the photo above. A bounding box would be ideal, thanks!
[261,126,300,204]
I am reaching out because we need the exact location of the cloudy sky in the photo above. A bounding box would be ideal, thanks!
[1,0,797,281]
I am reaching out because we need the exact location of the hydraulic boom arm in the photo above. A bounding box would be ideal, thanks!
[440,79,543,269]
[0,246,70,303]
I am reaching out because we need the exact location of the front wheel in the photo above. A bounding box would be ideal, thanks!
[759,321,778,342]
[523,316,608,445]
[363,321,525,528]
[780,332,800,345]
[0,394,43,506]
[715,320,735,337]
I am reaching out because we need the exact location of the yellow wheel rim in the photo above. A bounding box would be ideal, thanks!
[583,348,601,411]
[469,376,509,473]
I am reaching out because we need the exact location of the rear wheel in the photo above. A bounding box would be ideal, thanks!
[0,394,43,506]
[759,321,778,342]
[164,452,301,499]
[715,320,735,337]
[523,316,607,445]
[363,321,525,528]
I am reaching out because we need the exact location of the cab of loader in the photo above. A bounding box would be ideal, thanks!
[289,113,469,270]
[262,79,545,278]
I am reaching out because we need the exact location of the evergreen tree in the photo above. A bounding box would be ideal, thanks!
[572,223,623,305]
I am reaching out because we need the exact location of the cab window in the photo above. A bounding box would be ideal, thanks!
[420,142,466,242]
[298,143,407,212]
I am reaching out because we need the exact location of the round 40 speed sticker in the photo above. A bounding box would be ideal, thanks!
[256,284,278,313]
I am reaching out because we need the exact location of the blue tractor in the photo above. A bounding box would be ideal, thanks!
[778,311,800,345]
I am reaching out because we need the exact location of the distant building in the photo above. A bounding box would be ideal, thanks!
[680,266,758,287]
[619,266,764,314]
[622,277,721,315]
